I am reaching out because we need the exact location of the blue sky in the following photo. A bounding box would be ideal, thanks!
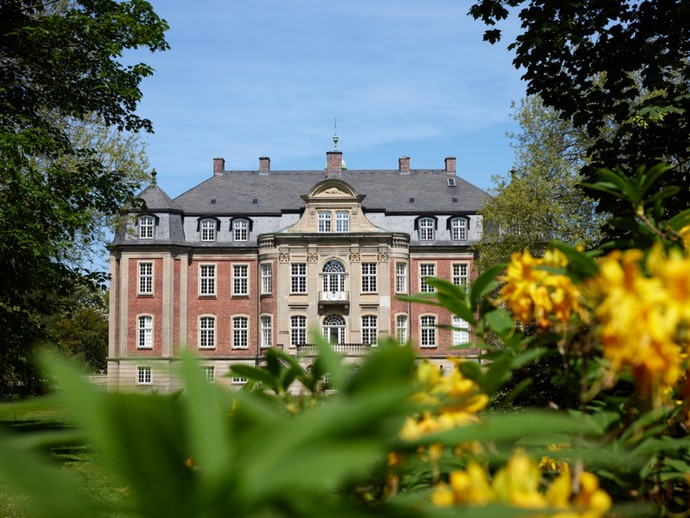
[132,0,525,197]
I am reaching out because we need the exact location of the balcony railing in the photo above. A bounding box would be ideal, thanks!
[295,343,372,354]
[319,291,349,303]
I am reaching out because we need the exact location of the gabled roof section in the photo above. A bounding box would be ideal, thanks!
[138,183,182,212]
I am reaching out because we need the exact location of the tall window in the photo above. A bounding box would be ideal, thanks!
[200,219,216,241]
[137,366,152,384]
[291,315,307,346]
[261,315,272,348]
[203,366,215,383]
[420,316,437,348]
[233,264,248,295]
[322,260,345,292]
[138,315,153,349]
[420,263,436,293]
[453,316,470,345]
[199,316,215,349]
[361,263,377,293]
[361,315,378,345]
[232,316,249,349]
[138,262,153,295]
[323,314,346,344]
[451,218,468,241]
[452,263,469,290]
[199,264,216,296]
[138,216,154,239]
[233,219,249,241]
[396,315,408,343]
[395,262,407,293]
[261,263,272,294]
[419,218,434,240]
[291,263,307,293]
[318,211,331,232]
[336,211,349,232]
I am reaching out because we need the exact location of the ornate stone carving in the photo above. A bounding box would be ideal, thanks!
[279,252,290,263]
[377,253,389,263]
[307,253,318,263]
[351,208,358,215]
[322,187,344,196]
[349,253,360,263]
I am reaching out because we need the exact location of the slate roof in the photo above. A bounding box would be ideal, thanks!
[173,169,488,215]
[139,183,183,212]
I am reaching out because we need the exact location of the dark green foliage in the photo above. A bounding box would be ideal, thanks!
[0,1,168,395]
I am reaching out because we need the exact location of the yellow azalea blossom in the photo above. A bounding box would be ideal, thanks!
[586,244,690,399]
[497,248,582,329]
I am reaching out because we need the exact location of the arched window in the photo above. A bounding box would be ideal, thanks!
[233,219,249,241]
[322,314,346,344]
[450,217,468,241]
[418,217,435,240]
[452,315,470,345]
[200,218,217,241]
[322,260,346,293]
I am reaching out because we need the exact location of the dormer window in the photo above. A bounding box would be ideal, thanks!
[418,217,435,241]
[200,218,216,242]
[450,217,468,241]
[233,219,249,241]
[336,211,349,232]
[318,211,331,232]
[138,215,155,239]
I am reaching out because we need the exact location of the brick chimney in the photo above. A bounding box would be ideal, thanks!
[399,156,410,173]
[444,156,456,174]
[326,151,342,175]
[259,156,270,173]
[213,157,225,176]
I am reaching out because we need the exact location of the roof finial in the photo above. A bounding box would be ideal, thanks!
[151,168,158,185]
[333,118,339,151]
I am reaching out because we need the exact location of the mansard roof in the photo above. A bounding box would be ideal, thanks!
[138,183,182,212]
[174,169,488,215]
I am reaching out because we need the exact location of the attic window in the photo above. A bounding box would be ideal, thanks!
[211,199,216,204]
[409,197,415,203]
[447,178,457,187]
[252,198,258,204]
[452,197,458,203]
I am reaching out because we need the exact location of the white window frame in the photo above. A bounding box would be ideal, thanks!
[335,210,349,232]
[261,315,272,348]
[233,264,249,296]
[200,218,216,242]
[137,315,153,349]
[291,315,307,346]
[418,218,434,241]
[199,264,216,296]
[453,315,470,346]
[420,263,436,293]
[361,315,378,345]
[233,219,249,241]
[451,218,468,241]
[361,263,377,293]
[260,263,272,295]
[420,315,437,348]
[232,376,248,385]
[232,316,249,349]
[137,366,152,385]
[452,263,469,290]
[199,316,216,349]
[203,366,215,383]
[318,211,332,232]
[291,263,307,294]
[396,314,408,344]
[138,262,153,295]
[138,216,154,239]
[395,262,407,294]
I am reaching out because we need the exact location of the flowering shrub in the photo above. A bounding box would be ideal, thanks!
[1,163,690,516]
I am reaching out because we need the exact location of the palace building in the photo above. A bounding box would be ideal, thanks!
[107,148,488,392]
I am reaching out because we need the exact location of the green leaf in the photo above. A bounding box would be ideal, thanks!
[484,307,513,336]
[470,263,505,309]
[550,241,599,280]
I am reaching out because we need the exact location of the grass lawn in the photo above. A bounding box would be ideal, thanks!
[0,397,133,517]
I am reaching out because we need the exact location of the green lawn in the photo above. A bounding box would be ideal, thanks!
[0,397,132,517]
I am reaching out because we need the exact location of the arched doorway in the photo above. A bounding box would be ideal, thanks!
[322,314,346,344]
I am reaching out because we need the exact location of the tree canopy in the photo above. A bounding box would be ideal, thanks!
[469,0,690,218]
[0,0,168,395]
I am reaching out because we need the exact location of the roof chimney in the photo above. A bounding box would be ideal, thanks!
[399,156,410,173]
[213,157,225,176]
[444,156,456,174]
[326,151,342,175]
[259,156,270,173]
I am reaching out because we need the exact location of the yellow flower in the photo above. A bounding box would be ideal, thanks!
[497,249,582,329]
